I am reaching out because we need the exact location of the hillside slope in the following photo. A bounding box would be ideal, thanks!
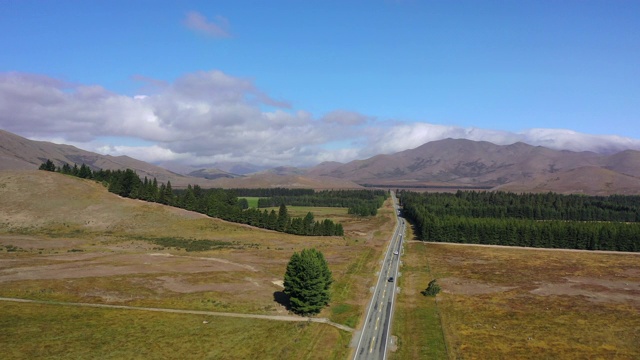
[0,170,207,232]
[310,139,601,185]
[495,166,640,195]
[0,129,195,185]
[203,173,362,189]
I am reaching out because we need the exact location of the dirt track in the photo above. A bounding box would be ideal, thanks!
[0,297,354,332]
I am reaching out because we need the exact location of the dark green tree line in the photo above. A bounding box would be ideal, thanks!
[400,190,640,222]
[399,190,640,252]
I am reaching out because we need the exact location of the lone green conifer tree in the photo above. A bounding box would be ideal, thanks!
[283,248,332,315]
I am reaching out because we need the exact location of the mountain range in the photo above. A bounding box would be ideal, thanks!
[0,129,360,189]
[2,129,640,195]
[307,139,640,195]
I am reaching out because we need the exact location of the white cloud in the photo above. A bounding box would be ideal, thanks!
[95,144,187,162]
[362,122,640,158]
[321,110,371,126]
[1,70,640,169]
[519,129,640,153]
[184,11,231,38]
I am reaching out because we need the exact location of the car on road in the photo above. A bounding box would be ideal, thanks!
[393,251,399,255]
[388,276,394,282]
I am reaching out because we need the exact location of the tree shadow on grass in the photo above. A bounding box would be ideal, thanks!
[273,291,291,311]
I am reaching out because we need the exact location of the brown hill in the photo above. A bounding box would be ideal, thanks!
[4,129,640,194]
[308,138,639,194]
[603,150,640,178]
[188,168,240,180]
[496,166,640,195]
[203,173,362,189]
[309,139,600,185]
[0,129,195,185]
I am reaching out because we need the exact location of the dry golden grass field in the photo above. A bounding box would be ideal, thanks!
[394,236,640,359]
[0,170,396,359]
[4,170,639,359]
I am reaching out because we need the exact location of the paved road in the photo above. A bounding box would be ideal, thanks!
[353,191,404,360]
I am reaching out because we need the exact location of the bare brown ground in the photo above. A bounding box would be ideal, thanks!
[439,277,516,295]
[0,235,86,249]
[0,252,256,282]
[531,277,640,304]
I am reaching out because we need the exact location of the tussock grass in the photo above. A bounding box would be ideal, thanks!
[0,301,351,360]
[141,236,236,251]
[425,243,640,359]
[329,247,376,328]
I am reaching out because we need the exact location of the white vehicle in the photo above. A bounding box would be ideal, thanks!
[393,251,399,255]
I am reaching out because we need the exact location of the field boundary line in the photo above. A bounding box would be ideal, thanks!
[0,297,353,332]
[424,245,450,358]
[425,241,640,255]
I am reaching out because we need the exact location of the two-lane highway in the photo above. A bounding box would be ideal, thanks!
[353,191,404,360]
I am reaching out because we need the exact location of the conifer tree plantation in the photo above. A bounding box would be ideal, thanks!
[283,248,333,315]
[399,190,640,252]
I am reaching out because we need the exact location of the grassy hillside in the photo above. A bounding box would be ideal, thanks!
[0,170,397,359]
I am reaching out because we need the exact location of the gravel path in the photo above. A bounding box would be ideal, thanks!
[0,297,354,332]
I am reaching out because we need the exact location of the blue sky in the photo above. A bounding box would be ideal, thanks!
[1,0,639,168]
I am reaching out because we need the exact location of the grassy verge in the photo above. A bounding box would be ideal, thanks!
[325,195,397,328]
[392,237,448,359]
[329,247,376,328]
[0,301,351,360]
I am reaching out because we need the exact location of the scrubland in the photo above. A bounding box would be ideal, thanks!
[0,171,396,359]
[394,234,640,359]
[3,170,638,359]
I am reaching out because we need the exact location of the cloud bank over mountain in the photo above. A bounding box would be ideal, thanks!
[1,70,639,167]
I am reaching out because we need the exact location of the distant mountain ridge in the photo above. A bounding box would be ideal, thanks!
[3,129,640,194]
[187,168,240,180]
[305,138,640,194]
[0,129,360,189]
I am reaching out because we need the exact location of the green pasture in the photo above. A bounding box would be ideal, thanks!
[239,197,261,208]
